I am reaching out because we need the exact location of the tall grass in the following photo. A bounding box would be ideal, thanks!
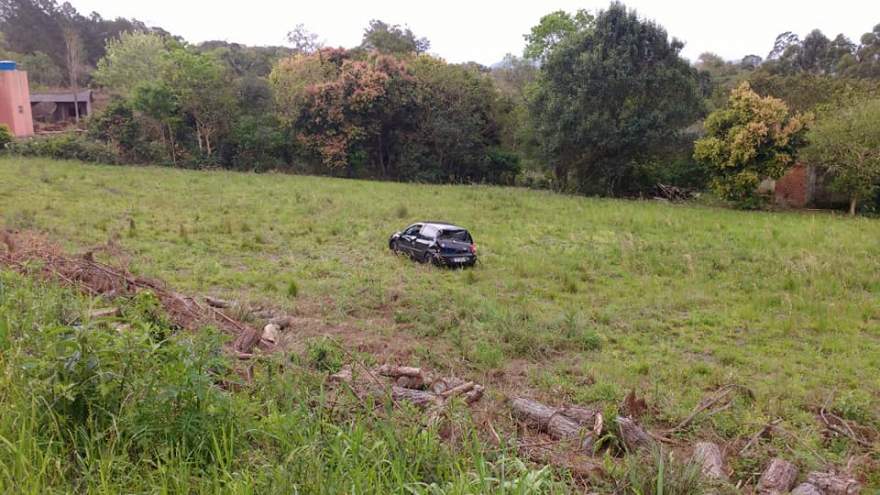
[0,271,562,493]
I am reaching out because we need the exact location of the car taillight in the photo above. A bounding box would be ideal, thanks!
[469,244,477,254]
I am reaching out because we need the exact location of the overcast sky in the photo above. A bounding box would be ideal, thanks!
[68,0,880,65]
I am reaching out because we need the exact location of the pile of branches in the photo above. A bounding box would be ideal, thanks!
[654,183,695,201]
[330,364,484,418]
[0,230,262,355]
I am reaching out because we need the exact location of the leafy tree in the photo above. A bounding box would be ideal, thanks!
[748,72,880,114]
[801,99,880,215]
[844,23,880,78]
[94,31,168,96]
[131,81,181,164]
[269,48,344,126]
[403,56,508,182]
[694,82,811,206]
[359,20,429,55]
[292,51,418,173]
[522,9,593,63]
[286,24,322,55]
[162,48,236,157]
[490,54,540,161]
[0,0,164,75]
[530,2,703,194]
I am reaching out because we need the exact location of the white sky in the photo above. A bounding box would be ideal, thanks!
[67,0,880,65]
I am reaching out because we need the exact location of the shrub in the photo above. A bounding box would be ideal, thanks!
[8,134,120,164]
[694,82,811,207]
[0,124,13,149]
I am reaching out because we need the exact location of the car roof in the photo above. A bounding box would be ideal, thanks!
[419,221,467,231]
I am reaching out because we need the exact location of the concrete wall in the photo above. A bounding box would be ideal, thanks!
[0,70,34,137]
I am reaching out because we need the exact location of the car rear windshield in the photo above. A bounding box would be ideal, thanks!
[439,230,472,243]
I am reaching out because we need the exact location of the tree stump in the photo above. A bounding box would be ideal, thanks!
[792,483,823,495]
[805,472,861,495]
[233,326,262,354]
[757,458,799,494]
[616,416,653,452]
[261,323,280,344]
[692,442,725,480]
[391,386,441,409]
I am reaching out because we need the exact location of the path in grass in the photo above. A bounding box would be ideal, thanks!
[2,157,878,479]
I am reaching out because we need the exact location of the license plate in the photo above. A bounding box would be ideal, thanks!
[453,257,469,263]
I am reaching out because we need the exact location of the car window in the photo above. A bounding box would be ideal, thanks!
[404,225,421,236]
[439,230,472,243]
[419,225,439,239]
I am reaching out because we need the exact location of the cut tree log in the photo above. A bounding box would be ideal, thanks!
[510,398,597,452]
[378,364,431,389]
[805,472,861,495]
[204,296,231,308]
[261,323,280,344]
[691,442,726,480]
[616,416,654,452]
[89,307,120,319]
[464,385,484,404]
[757,458,799,494]
[269,315,296,330]
[233,326,262,354]
[391,386,441,409]
[792,483,823,495]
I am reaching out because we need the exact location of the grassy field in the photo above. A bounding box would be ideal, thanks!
[1,156,879,491]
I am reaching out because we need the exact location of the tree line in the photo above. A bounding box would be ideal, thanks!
[1,0,879,213]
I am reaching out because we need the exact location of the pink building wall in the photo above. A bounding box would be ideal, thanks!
[0,70,34,138]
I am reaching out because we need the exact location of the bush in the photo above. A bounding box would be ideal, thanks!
[8,134,120,164]
[0,124,13,149]
[88,98,162,163]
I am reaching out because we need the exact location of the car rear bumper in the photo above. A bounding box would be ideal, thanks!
[436,254,477,267]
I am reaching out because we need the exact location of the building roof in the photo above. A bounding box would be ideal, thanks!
[30,90,93,104]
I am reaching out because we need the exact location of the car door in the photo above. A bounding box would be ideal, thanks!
[412,224,438,261]
[399,224,422,254]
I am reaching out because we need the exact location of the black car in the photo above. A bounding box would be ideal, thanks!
[389,222,477,267]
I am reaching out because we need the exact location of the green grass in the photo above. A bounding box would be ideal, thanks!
[1,157,879,489]
[0,270,563,494]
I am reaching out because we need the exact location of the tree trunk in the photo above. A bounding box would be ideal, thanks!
[616,416,653,452]
[804,472,861,495]
[757,458,799,494]
[233,326,261,354]
[73,91,80,123]
[167,123,178,166]
[691,442,725,480]
[510,398,597,452]
[849,196,858,216]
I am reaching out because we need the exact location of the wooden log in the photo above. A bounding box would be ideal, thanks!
[510,398,593,452]
[464,385,484,404]
[691,442,725,480]
[89,307,120,319]
[204,296,231,308]
[269,315,296,330]
[377,364,423,378]
[431,376,466,394]
[391,386,440,409]
[805,472,861,495]
[261,323,280,344]
[560,406,599,426]
[616,416,653,452]
[330,366,353,383]
[233,326,262,354]
[378,364,429,389]
[791,484,823,495]
[757,458,799,494]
